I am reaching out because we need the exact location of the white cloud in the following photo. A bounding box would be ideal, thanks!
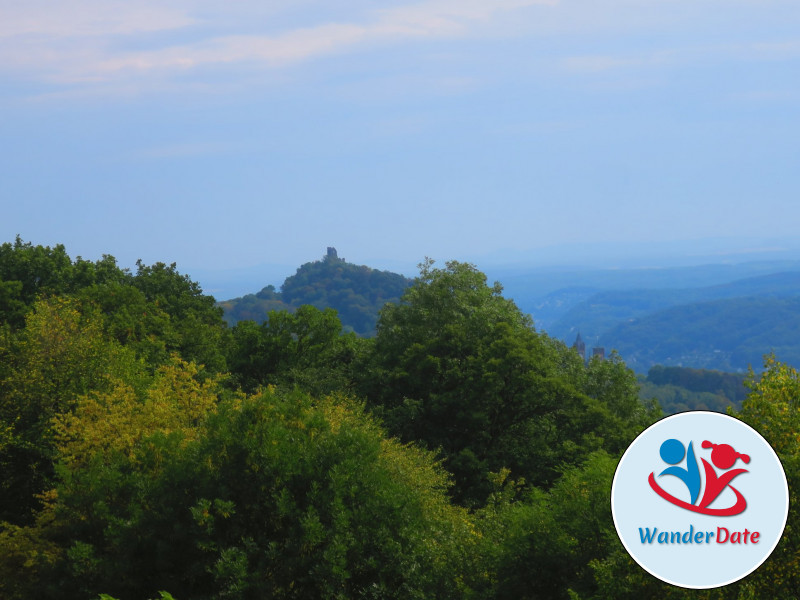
[556,37,800,77]
[0,0,196,37]
[0,0,553,87]
[560,55,647,73]
[2,0,798,98]
[374,0,555,36]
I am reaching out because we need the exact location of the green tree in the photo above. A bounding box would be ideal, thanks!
[361,260,651,506]
[227,305,363,395]
[733,356,800,597]
[0,238,228,373]
[0,237,73,326]
[584,356,800,600]
[0,298,144,524]
[7,389,480,600]
[0,237,123,328]
[478,452,622,600]
[129,260,228,372]
[221,250,410,336]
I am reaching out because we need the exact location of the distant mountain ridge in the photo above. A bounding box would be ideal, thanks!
[536,270,800,373]
[546,271,800,342]
[218,248,411,336]
[219,253,800,372]
[600,296,800,373]
[498,260,800,330]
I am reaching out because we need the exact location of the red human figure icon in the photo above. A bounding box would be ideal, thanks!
[698,441,750,510]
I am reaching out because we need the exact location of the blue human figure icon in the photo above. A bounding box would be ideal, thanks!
[658,439,701,505]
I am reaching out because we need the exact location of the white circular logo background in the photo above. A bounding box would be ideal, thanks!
[611,411,789,588]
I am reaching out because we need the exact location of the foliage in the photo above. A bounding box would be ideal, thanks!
[733,356,800,597]
[638,366,748,414]
[0,502,62,600]
[218,285,292,323]
[226,305,366,395]
[53,357,221,468]
[10,389,479,600]
[361,259,652,505]
[0,237,92,328]
[599,297,800,373]
[646,366,748,403]
[581,355,800,600]
[0,298,144,524]
[638,381,733,414]
[127,260,228,371]
[14,238,800,598]
[98,593,176,600]
[0,238,228,373]
[0,239,228,525]
[478,452,623,600]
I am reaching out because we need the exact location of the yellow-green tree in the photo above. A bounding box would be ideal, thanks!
[53,357,221,468]
[0,354,223,599]
[0,297,144,524]
[8,388,481,600]
[584,356,800,600]
[734,356,800,598]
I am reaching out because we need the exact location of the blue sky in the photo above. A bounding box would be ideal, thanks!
[2,0,800,296]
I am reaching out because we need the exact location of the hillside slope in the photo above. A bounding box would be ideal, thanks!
[598,296,800,372]
[547,271,800,343]
[219,248,411,336]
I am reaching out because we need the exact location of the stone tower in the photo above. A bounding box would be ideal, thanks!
[572,333,586,361]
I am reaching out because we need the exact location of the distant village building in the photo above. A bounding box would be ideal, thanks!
[572,333,605,362]
[572,333,586,361]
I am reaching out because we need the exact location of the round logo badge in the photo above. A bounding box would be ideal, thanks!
[611,411,789,588]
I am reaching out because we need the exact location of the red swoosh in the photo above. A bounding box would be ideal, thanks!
[648,472,747,516]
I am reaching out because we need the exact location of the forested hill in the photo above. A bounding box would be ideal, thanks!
[600,296,800,373]
[547,271,800,343]
[637,365,749,414]
[540,270,800,373]
[218,248,411,336]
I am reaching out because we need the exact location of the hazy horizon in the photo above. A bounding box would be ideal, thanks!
[187,235,800,301]
[3,1,799,290]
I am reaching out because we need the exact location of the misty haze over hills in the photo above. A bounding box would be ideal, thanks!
[210,237,800,375]
[196,236,800,302]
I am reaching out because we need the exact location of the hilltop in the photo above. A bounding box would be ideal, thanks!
[218,247,411,336]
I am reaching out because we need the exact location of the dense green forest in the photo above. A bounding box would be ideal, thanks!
[637,366,748,414]
[218,248,410,336]
[601,296,800,372]
[546,271,800,341]
[539,271,800,373]
[1,238,799,599]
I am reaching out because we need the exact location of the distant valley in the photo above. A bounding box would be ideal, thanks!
[488,262,800,374]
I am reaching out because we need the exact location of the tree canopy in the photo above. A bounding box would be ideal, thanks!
[360,259,653,505]
[4,239,800,599]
